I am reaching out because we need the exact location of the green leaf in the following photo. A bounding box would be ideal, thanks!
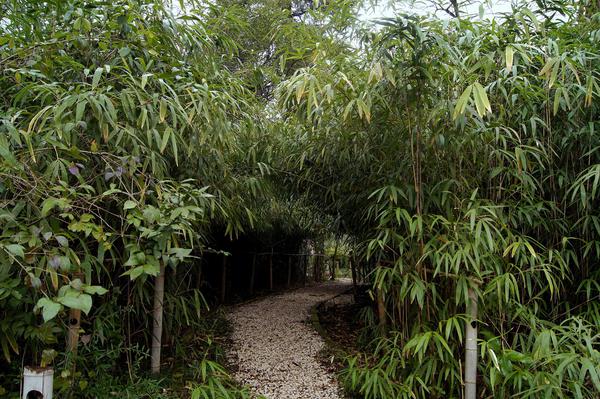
[160,127,172,154]
[4,244,24,258]
[92,67,103,89]
[123,200,137,210]
[41,197,70,216]
[123,266,145,280]
[82,285,108,295]
[168,247,192,260]
[58,293,92,315]
[553,88,561,115]
[55,235,68,247]
[142,206,161,223]
[75,99,87,122]
[141,73,152,90]
[122,263,158,280]
[37,298,62,322]
[0,134,17,166]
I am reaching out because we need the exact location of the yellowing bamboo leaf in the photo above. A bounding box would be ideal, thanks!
[50,269,59,290]
[296,80,305,103]
[549,59,560,88]
[171,130,179,166]
[159,98,167,122]
[102,123,109,143]
[160,127,172,153]
[141,73,152,90]
[539,58,555,77]
[473,82,491,117]
[343,100,355,121]
[553,88,561,115]
[505,46,514,71]
[368,62,383,83]
[452,85,473,120]
[585,75,594,107]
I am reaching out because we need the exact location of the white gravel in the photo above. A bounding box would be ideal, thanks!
[227,280,352,399]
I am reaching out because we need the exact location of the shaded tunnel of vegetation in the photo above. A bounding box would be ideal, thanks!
[2,0,600,398]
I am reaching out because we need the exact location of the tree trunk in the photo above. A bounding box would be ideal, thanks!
[151,261,166,374]
[220,255,227,303]
[249,253,256,295]
[464,287,478,399]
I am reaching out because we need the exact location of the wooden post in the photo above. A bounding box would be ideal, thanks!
[287,256,292,288]
[220,255,227,303]
[151,261,166,374]
[249,253,256,295]
[268,249,273,291]
[464,286,478,399]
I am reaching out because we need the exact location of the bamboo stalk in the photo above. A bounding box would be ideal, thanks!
[464,287,478,399]
[150,261,166,374]
[67,308,81,352]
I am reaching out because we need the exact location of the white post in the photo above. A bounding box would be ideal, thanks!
[22,367,53,399]
[464,287,478,399]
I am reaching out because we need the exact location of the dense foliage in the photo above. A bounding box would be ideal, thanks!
[1,0,600,398]
[277,1,600,398]
[0,0,320,395]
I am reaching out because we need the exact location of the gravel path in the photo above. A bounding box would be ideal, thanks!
[227,280,351,399]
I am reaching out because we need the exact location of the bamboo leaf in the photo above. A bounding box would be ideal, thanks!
[92,67,103,89]
[160,127,172,153]
[473,82,491,117]
[453,85,473,120]
[505,46,514,71]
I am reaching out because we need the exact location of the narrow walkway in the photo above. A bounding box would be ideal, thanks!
[227,280,351,399]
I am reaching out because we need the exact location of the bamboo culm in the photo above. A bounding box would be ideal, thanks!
[150,262,166,375]
[464,287,478,399]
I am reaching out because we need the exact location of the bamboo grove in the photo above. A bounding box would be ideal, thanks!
[1,0,600,398]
